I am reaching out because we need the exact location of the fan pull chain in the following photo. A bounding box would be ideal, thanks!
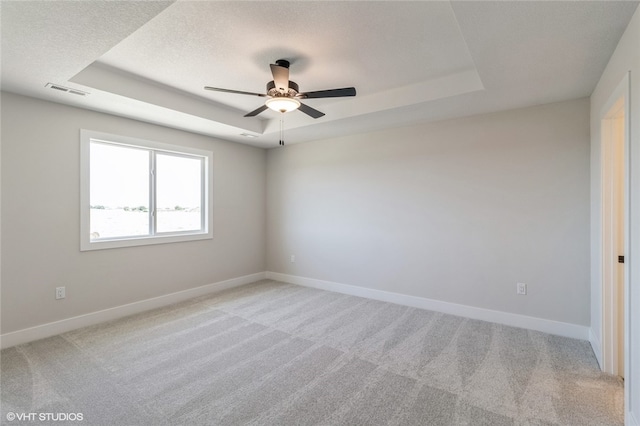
[279,113,285,146]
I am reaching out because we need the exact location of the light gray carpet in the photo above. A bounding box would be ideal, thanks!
[1,280,623,425]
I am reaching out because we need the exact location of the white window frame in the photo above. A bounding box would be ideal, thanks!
[80,129,213,251]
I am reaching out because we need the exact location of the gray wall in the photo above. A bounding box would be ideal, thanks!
[267,98,590,326]
[590,6,640,422]
[0,93,592,335]
[1,92,266,333]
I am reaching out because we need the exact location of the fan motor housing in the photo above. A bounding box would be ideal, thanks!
[267,80,299,97]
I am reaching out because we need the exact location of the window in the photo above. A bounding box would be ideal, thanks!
[80,130,212,251]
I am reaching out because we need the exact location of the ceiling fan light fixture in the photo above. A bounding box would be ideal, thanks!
[265,97,300,113]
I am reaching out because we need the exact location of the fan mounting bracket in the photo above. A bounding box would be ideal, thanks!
[275,59,290,69]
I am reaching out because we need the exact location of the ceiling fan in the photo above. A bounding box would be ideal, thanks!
[204,59,356,119]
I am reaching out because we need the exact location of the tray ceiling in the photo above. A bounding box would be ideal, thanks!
[2,1,638,147]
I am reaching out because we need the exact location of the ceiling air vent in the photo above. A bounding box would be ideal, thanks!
[49,84,67,92]
[45,83,89,96]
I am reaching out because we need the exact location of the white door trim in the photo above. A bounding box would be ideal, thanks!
[599,72,630,379]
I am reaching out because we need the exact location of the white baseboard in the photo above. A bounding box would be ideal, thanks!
[589,328,603,369]
[0,272,266,349]
[2,271,591,350]
[266,271,589,340]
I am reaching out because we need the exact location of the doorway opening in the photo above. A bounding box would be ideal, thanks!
[601,73,629,378]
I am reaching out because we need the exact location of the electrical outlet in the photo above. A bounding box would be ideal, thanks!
[516,282,527,295]
[290,255,296,263]
[55,286,66,300]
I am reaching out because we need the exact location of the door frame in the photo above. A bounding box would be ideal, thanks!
[600,72,630,378]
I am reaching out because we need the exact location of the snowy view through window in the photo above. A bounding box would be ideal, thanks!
[90,142,202,240]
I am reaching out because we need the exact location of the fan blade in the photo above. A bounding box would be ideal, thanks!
[298,102,325,119]
[204,86,266,97]
[299,87,356,99]
[270,63,290,93]
[244,105,269,117]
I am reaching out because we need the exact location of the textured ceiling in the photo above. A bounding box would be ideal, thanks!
[97,1,475,101]
[2,0,638,148]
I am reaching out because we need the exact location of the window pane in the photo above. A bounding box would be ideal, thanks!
[156,153,202,233]
[90,142,150,239]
